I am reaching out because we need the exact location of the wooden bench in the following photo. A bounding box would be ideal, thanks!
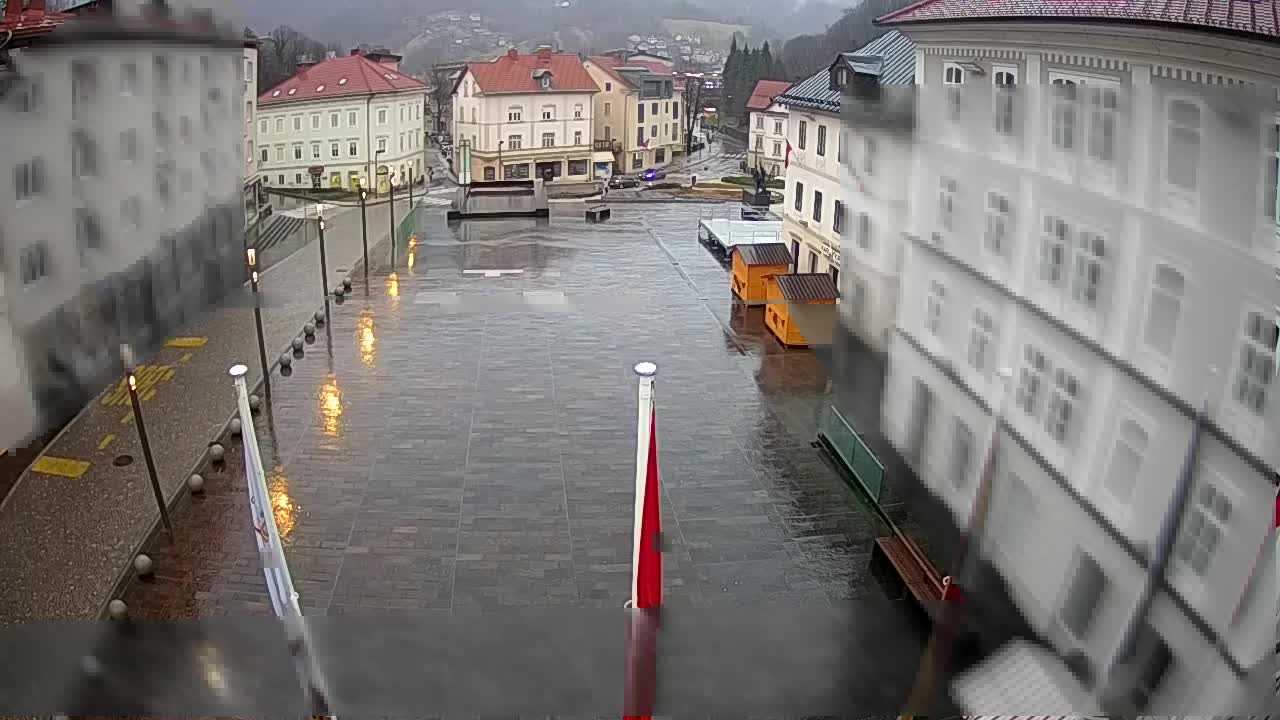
[871,533,946,611]
[585,205,611,223]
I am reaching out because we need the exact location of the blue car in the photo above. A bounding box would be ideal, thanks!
[640,168,667,181]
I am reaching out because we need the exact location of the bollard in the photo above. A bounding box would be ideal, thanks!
[249,394,261,412]
[133,554,154,577]
[188,473,205,493]
[229,418,243,435]
[121,344,173,540]
[209,443,225,463]
[314,310,326,325]
[280,352,293,367]
[304,322,316,336]
[334,286,346,298]
[292,336,304,351]
[107,599,128,621]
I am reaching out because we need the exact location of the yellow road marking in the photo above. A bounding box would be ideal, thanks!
[180,352,193,363]
[121,413,134,426]
[166,337,208,348]
[31,456,91,479]
[100,364,177,407]
[98,434,116,450]
[142,388,156,401]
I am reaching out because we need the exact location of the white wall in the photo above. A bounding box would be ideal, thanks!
[748,105,788,174]
[257,89,426,189]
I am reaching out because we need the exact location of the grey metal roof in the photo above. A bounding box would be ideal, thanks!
[735,243,792,267]
[775,30,916,114]
[774,273,839,302]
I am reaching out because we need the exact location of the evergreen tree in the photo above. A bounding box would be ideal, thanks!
[760,42,775,79]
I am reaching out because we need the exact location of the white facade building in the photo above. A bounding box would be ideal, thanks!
[867,3,1280,712]
[256,49,427,194]
[0,0,246,445]
[777,31,917,353]
[241,35,265,226]
[583,55,682,174]
[452,48,599,183]
[746,79,792,175]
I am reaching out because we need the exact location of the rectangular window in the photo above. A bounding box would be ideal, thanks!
[651,125,658,139]
[989,472,1033,558]
[1041,215,1069,286]
[509,108,523,121]
[1016,345,1048,416]
[968,308,996,373]
[1071,229,1106,310]
[756,115,765,130]
[574,104,583,119]
[311,142,321,159]
[926,280,945,335]
[14,158,44,201]
[1045,367,1079,444]
[833,200,846,235]
[637,126,645,146]
[1167,100,1201,191]
[541,132,555,148]
[542,107,553,121]
[377,137,386,152]
[293,115,301,131]
[816,125,827,157]
[1104,418,1148,505]
[1231,310,1277,414]
[293,144,302,160]
[275,145,284,161]
[121,130,138,163]
[349,140,358,157]
[813,190,823,223]
[330,112,339,128]
[985,191,1011,257]
[949,419,974,488]
[655,148,665,163]
[756,136,763,150]
[638,103,645,122]
[773,141,782,157]
[1060,551,1106,639]
[259,119,268,134]
[808,250,819,273]
[651,102,658,116]
[1087,87,1118,162]
[938,176,956,231]
[863,136,875,175]
[275,117,284,133]
[574,130,583,145]
[673,103,679,120]
[993,68,1017,135]
[1265,120,1279,220]
[378,108,388,125]
[349,111,358,126]
[604,102,611,116]
[74,208,102,261]
[569,159,588,175]
[856,212,872,250]
[484,166,496,181]
[794,181,804,212]
[508,135,522,150]
[331,142,339,158]
[774,119,782,135]
[1052,81,1077,151]
[311,113,321,129]
[1174,475,1231,576]
[798,120,807,150]
[632,153,642,170]
[260,148,269,163]
[19,242,49,286]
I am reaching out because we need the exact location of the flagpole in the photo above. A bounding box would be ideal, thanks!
[1097,393,1209,710]
[902,366,1012,718]
[631,361,659,608]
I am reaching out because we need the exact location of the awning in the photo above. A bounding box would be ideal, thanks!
[592,151,616,163]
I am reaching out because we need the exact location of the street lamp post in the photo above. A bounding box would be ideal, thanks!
[121,344,173,540]
[316,204,330,299]
[358,179,369,284]
[246,248,271,402]
[374,148,386,198]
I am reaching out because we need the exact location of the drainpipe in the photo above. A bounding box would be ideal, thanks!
[365,94,374,194]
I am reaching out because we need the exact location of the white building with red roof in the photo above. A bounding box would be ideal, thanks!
[452,47,602,184]
[745,79,793,174]
[256,48,427,194]
[847,0,1280,713]
[582,53,684,174]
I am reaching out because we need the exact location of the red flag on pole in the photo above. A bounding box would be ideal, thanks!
[784,140,793,169]
[625,362,662,720]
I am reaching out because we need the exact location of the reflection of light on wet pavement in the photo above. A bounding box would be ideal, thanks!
[387,272,399,298]
[407,251,416,270]
[268,464,297,542]
[197,642,228,695]
[358,311,376,367]
[320,375,343,436]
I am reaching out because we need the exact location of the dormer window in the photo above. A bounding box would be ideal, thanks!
[837,68,849,86]
[540,75,551,89]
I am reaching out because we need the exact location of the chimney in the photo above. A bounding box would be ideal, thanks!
[536,45,552,62]
[506,48,519,60]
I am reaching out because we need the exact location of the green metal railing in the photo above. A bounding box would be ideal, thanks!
[819,404,885,504]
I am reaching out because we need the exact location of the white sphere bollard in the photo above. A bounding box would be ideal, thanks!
[342,277,353,290]
[291,336,304,351]
[188,473,205,493]
[248,394,261,412]
[314,310,326,324]
[303,322,316,336]
[133,554,154,577]
[279,352,293,367]
[209,443,225,462]
[334,286,346,298]
[229,418,243,435]
[107,600,128,621]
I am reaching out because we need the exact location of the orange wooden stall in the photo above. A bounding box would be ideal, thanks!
[730,243,792,306]
[764,273,839,348]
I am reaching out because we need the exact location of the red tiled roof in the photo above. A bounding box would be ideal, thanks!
[877,0,1280,40]
[0,1,72,44]
[259,54,426,107]
[466,51,599,94]
[621,59,674,76]
[746,79,794,111]
[587,56,631,87]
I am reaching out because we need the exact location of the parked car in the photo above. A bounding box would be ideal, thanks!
[608,175,640,189]
[640,168,667,181]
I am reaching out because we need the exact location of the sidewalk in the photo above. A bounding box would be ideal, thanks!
[0,195,416,624]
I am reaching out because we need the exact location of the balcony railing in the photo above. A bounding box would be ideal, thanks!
[593,139,620,152]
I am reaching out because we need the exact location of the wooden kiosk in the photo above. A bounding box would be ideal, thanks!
[764,273,839,347]
[730,243,792,305]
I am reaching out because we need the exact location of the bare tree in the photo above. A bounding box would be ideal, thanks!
[680,74,705,155]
